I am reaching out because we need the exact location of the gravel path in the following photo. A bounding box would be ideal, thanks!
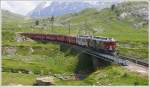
[124,61,148,75]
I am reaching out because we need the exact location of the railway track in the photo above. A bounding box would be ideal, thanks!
[65,42,149,67]
[118,55,148,67]
[73,44,149,67]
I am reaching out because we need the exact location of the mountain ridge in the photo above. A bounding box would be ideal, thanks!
[28,1,120,17]
[28,1,92,17]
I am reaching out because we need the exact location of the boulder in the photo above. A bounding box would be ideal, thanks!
[118,12,131,20]
[2,46,16,55]
[35,76,55,86]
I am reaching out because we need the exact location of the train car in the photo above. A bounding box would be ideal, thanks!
[45,34,56,41]
[94,37,108,50]
[20,32,36,39]
[104,41,116,52]
[56,35,62,42]
[93,37,117,55]
[76,36,91,47]
[63,35,68,43]
[71,36,76,45]
[68,36,76,44]
[88,38,96,48]
[30,33,46,41]
[65,36,70,43]
[60,35,65,42]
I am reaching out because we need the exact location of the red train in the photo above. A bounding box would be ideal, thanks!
[20,33,117,55]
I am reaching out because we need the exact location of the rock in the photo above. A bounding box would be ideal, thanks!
[116,2,148,29]
[18,71,22,74]
[16,33,25,42]
[48,72,52,75]
[28,71,33,74]
[16,33,33,42]
[2,46,16,55]
[35,76,55,86]
[29,47,34,53]
[133,22,144,29]
[132,7,148,21]
[9,83,23,86]
[118,12,131,20]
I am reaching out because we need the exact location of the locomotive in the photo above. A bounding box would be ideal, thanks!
[20,33,117,55]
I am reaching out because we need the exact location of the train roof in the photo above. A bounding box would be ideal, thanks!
[94,38,116,42]
[19,32,116,42]
[78,35,92,38]
[78,35,116,42]
[94,36,115,41]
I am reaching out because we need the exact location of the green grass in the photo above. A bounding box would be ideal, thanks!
[2,41,92,75]
[2,42,82,74]
[118,47,148,59]
[2,53,78,74]
[2,72,36,85]
[2,65,148,86]
[84,65,148,85]
[55,80,87,85]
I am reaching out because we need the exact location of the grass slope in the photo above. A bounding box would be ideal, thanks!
[2,65,148,86]
[2,72,36,85]
[2,43,78,74]
[84,65,148,85]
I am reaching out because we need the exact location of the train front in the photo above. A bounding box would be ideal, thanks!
[104,38,117,55]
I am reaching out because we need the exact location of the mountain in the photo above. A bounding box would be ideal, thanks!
[2,10,25,22]
[28,1,93,17]
[2,10,25,27]
[1,9,29,31]
[116,1,148,28]
[28,1,120,17]
[59,1,148,29]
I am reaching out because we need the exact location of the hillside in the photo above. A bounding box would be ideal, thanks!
[2,10,24,21]
[2,10,25,25]
[56,1,148,59]
[58,2,148,41]
[2,10,27,31]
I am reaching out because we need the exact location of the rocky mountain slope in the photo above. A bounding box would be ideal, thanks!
[28,1,120,17]
[28,1,92,17]
[116,1,148,29]
[59,1,148,29]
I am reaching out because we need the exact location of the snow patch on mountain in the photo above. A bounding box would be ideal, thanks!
[28,1,93,17]
[28,0,122,17]
[43,1,52,8]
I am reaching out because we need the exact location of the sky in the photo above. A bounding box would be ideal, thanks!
[1,0,122,16]
[1,0,46,15]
